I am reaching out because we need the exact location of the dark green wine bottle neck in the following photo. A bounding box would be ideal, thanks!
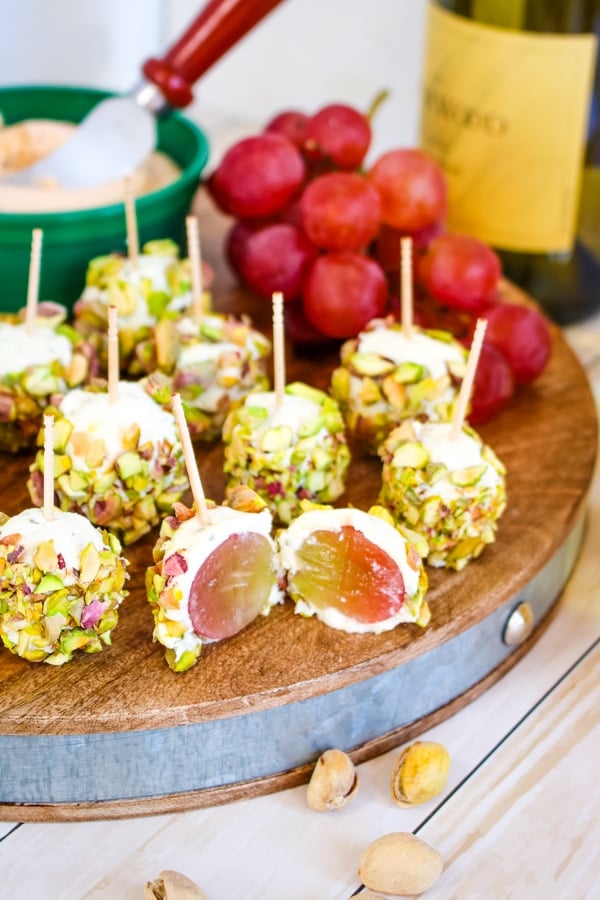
[436,0,600,33]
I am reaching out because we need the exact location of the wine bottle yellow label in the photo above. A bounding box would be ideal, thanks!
[420,3,597,253]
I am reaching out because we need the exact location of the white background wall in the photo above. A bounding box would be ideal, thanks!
[0,0,428,164]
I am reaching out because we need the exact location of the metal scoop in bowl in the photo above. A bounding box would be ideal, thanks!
[2,0,284,189]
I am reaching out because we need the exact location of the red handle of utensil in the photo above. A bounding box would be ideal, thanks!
[142,0,285,108]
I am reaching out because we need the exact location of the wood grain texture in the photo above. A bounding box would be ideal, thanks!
[0,587,562,823]
[419,639,600,897]
[0,201,597,738]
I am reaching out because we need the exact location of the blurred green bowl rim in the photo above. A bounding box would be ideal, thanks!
[0,84,210,227]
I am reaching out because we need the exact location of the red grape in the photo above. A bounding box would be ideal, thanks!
[385,293,432,325]
[204,169,231,216]
[302,252,388,339]
[413,292,475,342]
[300,172,382,252]
[225,219,258,276]
[468,340,515,425]
[417,233,501,312]
[208,133,306,219]
[236,222,319,300]
[278,196,304,228]
[188,532,276,640]
[303,103,371,170]
[374,222,445,273]
[264,109,308,148]
[367,148,447,231]
[284,299,338,348]
[482,301,552,384]
[290,526,407,623]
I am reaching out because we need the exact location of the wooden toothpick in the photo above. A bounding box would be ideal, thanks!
[451,318,487,440]
[124,178,139,268]
[43,414,55,521]
[400,236,414,337]
[107,305,120,404]
[171,393,210,526]
[25,228,43,335]
[272,292,286,408]
[186,215,206,323]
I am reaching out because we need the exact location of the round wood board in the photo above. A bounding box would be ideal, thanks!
[0,200,597,821]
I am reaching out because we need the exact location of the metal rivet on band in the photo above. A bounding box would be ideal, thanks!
[503,601,535,647]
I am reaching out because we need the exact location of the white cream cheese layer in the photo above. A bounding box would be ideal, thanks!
[0,323,72,376]
[409,421,503,503]
[279,507,421,634]
[178,340,239,368]
[59,381,178,472]
[0,507,106,582]
[244,391,320,430]
[358,326,465,379]
[159,506,281,650]
[175,312,223,341]
[235,391,332,475]
[81,253,188,330]
[179,341,245,412]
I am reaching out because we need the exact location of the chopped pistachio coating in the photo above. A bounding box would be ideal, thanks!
[142,312,271,441]
[330,317,468,455]
[0,304,96,453]
[222,383,351,525]
[27,382,189,546]
[0,507,128,665]
[73,239,211,377]
[378,420,507,571]
[146,489,283,673]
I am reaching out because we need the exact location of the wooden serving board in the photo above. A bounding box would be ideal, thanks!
[0,200,597,821]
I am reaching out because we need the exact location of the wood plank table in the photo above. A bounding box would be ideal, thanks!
[1,194,599,897]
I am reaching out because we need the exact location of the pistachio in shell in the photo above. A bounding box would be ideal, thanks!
[306,748,359,811]
[358,832,444,896]
[144,869,207,900]
[391,740,451,807]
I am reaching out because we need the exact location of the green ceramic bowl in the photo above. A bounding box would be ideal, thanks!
[0,85,210,313]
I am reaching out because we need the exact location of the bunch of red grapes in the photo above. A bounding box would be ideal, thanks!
[206,102,552,424]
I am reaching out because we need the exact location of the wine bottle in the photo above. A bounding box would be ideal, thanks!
[419,0,599,325]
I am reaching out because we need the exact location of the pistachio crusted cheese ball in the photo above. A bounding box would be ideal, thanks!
[0,303,95,453]
[143,311,271,441]
[378,420,507,571]
[330,317,468,454]
[222,382,351,526]
[73,240,212,377]
[279,503,429,633]
[146,488,284,672]
[27,381,189,545]
[0,507,128,665]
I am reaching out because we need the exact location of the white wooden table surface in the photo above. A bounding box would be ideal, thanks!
[1,312,599,899]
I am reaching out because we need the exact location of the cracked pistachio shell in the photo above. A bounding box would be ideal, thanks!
[307,748,359,811]
[391,741,451,807]
[358,832,444,896]
[144,869,207,900]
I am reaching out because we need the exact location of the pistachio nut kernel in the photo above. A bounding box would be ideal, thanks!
[378,420,507,570]
[0,310,94,454]
[0,516,129,665]
[223,382,350,525]
[73,240,211,378]
[391,740,451,807]
[307,748,359,811]
[330,317,468,455]
[144,869,207,900]
[358,832,444,896]
[149,311,271,441]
